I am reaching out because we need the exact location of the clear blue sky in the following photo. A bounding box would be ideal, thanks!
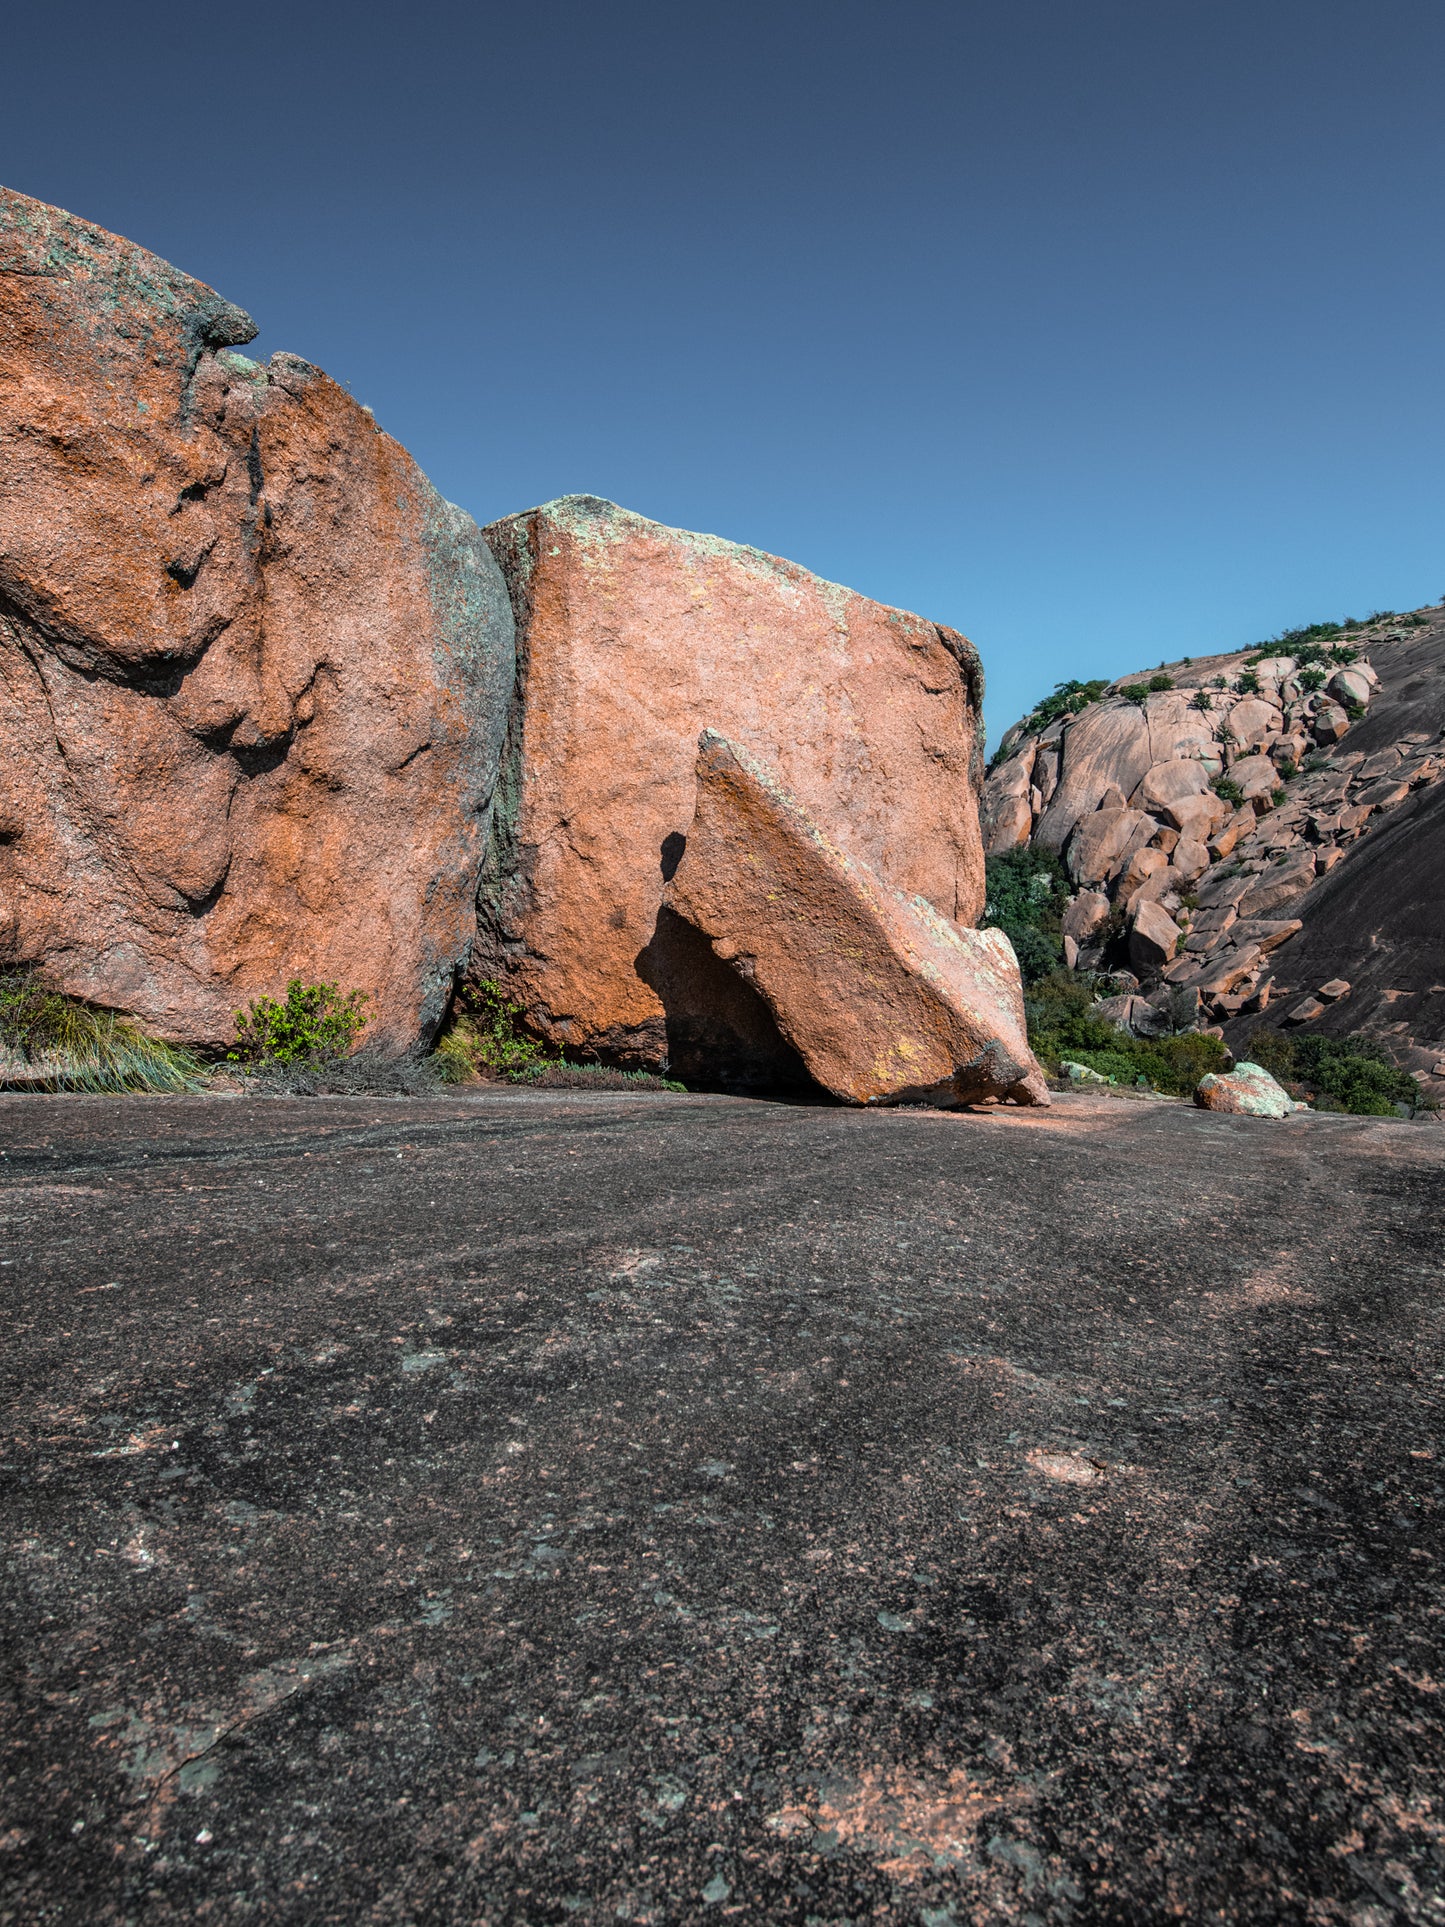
[6,1,1443,742]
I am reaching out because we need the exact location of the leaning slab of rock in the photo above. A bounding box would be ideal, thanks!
[0,188,515,1050]
[1195,1062,1306,1118]
[663,733,1048,1107]
[1129,899,1183,975]
[479,497,986,1079]
[1062,889,1111,945]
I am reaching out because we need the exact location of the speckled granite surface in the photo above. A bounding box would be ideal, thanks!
[1,1090,1442,1924]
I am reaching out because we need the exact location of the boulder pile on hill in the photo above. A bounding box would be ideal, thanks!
[0,187,1046,1107]
[983,615,1445,1102]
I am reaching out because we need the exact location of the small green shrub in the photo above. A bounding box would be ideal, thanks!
[982,848,1071,984]
[1190,689,1213,711]
[1329,644,1359,663]
[1124,684,1149,705]
[1212,775,1245,807]
[1246,1027,1419,1116]
[1211,675,1228,689]
[1343,698,1366,721]
[0,971,202,1093]
[1147,673,1175,692]
[230,979,370,1067]
[1237,668,1261,694]
[433,979,546,1080]
[1298,667,1327,692]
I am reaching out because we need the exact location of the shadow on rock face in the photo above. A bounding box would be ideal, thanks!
[635,907,828,1099]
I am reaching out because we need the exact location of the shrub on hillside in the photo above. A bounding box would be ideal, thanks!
[1024,972,1230,1095]
[982,848,1071,984]
[986,680,1113,766]
[1246,1028,1419,1116]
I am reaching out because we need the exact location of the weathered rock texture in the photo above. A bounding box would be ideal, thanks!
[0,188,514,1049]
[478,496,986,1081]
[983,612,1445,1099]
[663,734,1047,1106]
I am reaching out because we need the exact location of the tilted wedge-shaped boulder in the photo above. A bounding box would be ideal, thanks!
[0,188,514,1049]
[477,495,986,1080]
[663,733,1049,1107]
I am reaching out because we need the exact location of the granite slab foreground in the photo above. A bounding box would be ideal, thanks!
[1,1091,1442,1924]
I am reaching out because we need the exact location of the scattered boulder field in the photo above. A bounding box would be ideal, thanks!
[982,615,1445,1108]
[0,186,1043,1108]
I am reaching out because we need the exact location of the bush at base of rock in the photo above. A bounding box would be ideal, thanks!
[1025,972,1230,1096]
[1245,1026,1421,1117]
[229,980,372,1069]
[431,982,687,1092]
[0,971,203,1094]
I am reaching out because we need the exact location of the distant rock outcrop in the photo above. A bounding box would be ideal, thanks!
[0,187,515,1050]
[665,733,1047,1106]
[478,496,989,1086]
[984,614,1445,1100]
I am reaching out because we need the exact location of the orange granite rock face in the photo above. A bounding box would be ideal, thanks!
[663,733,1047,1106]
[0,188,514,1049]
[478,496,986,1078]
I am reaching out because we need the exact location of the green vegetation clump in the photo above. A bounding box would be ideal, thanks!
[507,1062,687,1093]
[1298,667,1327,692]
[1212,775,1245,807]
[432,981,686,1090]
[1021,678,1110,738]
[432,979,546,1081]
[1147,672,1175,692]
[1025,972,1229,1095]
[1246,1028,1420,1116]
[1124,684,1149,705]
[1237,668,1261,694]
[0,971,202,1093]
[229,979,371,1067]
[982,847,1071,985]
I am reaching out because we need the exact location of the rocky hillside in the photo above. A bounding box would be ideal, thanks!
[982,608,1445,1103]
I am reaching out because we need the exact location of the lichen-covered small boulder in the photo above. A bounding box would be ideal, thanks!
[664,732,1049,1107]
[1195,1062,1307,1118]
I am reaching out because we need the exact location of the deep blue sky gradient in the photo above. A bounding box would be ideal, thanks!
[6,0,1443,740]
